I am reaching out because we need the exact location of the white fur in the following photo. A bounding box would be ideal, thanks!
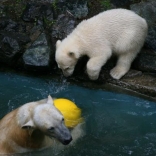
[55,9,148,80]
[0,96,84,154]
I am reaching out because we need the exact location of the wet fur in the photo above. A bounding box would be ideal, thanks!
[0,97,73,154]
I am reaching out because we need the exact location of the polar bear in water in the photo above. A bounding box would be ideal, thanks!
[55,9,148,80]
[0,96,83,154]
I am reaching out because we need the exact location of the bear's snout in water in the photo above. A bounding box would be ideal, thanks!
[62,137,72,145]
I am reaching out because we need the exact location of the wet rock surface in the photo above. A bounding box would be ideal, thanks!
[108,72,156,99]
[0,0,156,99]
[62,55,156,100]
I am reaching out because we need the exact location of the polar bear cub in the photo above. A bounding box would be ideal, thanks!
[55,9,148,80]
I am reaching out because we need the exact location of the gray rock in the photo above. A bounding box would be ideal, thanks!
[29,25,43,43]
[52,14,76,39]
[134,49,156,73]
[32,32,48,46]
[130,0,156,52]
[0,5,7,17]
[0,31,30,65]
[22,3,54,27]
[110,0,131,8]
[23,32,51,71]
[69,1,88,19]
[0,18,17,32]
[23,45,50,66]
[53,0,88,19]
[0,17,27,34]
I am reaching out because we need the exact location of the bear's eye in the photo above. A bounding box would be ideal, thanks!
[65,67,70,71]
[62,118,64,122]
[48,127,54,131]
[68,52,74,56]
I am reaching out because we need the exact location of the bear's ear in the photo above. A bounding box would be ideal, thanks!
[68,51,80,59]
[56,40,62,48]
[47,95,54,105]
[22,120,35,129]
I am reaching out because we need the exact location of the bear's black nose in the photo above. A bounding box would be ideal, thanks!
[63,137,72,145]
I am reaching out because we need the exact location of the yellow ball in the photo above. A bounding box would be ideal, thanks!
[54,98,83,128]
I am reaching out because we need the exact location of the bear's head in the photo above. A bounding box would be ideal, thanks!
[18,95,72,145]
[55,39,80,77]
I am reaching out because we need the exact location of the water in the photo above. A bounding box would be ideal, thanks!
[0,71,156,156]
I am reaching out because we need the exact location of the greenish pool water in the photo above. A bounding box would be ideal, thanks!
[0,71,156,156]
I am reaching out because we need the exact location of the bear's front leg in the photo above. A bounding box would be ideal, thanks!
[110,52,137,79]
[87,56,107,80]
